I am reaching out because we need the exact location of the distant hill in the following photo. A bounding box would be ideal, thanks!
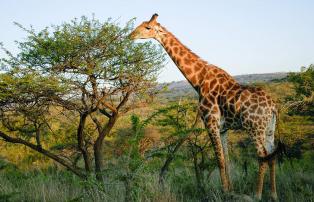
[233,72,288,84]
[158,72,288,100]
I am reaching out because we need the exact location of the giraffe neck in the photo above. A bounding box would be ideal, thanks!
[156,29,209,91]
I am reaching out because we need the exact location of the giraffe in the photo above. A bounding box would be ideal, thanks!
[130,14,278,200]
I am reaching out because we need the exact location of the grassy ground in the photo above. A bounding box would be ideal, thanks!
[1,155,313,202]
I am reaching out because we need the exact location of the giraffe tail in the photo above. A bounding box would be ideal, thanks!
[258,140,287,162]
[258,110,288,162]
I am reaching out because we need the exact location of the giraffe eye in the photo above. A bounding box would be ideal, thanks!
[145,26,152,30]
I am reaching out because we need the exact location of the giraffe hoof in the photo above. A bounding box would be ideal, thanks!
[225,193,254,202]
[271,193,278,201]
[254,194,262,201]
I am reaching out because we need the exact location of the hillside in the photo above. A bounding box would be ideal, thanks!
[158,72,288,100]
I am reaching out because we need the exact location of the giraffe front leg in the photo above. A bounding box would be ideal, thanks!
[206,122,230,192]
[211,133,229,192]
[269,158,277,200]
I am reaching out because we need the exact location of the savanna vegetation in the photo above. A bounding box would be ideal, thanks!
[0,17,313,202]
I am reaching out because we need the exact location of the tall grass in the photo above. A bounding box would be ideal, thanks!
[0,157,313,202]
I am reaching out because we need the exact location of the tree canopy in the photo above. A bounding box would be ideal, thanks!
[0,16,166,179]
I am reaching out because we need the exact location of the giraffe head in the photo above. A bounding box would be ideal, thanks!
[130,14,164,40]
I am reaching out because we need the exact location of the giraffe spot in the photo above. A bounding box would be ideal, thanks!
[229,105,236,114]
[257,91,265,96]
[179,49,187,56]
[212,105,219,113]
[169,49,173,55]
[170,39,174,46]
[259,97,266,102]
[228,90,236,97]
[232,84,241,91]
[242,89,250,97]
[221,88,228,96]
[187,53,193,59]
[257,108,263,114]
[163,38,169,44]
[209,79,218,89]
[202,82,209,94]
[212,69,218,74]
[173,47,179,54]
[200,107,209,117]
[219,77,226,84]
[260,102,267,107]
[213,84,220,93]
[184,58,192,65]
[202,98,210,106]
[240,95,248,102]
[200,68,207,77]
[252,104,258,110]
[190,75,197,84]
[196,62,204,68]
[249,105,258,113]
[250,115,258,121]
[197,72,204,82]
[176,58,182,65]
[185,67,192,75]
[244,101,250,107]
[212,91,218,97]
[225,81,233,89]
[194,64,202,72]
[251,98,258,103]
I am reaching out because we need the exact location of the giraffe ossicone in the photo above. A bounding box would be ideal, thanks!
[130,14,278,200]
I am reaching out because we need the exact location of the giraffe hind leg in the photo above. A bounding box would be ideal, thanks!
[255,113,277,200]
[221,130,232,190]
[267,113,277,200]
[269,158,277,200]
[256,160,268,200]
[252,128,269,200]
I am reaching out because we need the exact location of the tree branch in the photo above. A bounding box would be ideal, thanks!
[0,130,86,179]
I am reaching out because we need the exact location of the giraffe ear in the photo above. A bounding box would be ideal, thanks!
[149,13,159,24]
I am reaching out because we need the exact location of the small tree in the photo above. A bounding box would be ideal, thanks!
[148,103,214,196]
[0,16,165,179]
[286,64,314,116]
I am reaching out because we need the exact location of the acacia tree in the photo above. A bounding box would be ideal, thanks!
[0,16,165,179]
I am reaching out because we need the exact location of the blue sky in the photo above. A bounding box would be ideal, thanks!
[1,0,314,82]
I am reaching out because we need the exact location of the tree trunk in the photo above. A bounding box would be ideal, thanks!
[159,138,185,183]
[94,113,118,181]
[193,152,205,197]
[77,113,92,173]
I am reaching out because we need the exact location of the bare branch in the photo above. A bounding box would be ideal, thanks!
[0,130,86,179]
